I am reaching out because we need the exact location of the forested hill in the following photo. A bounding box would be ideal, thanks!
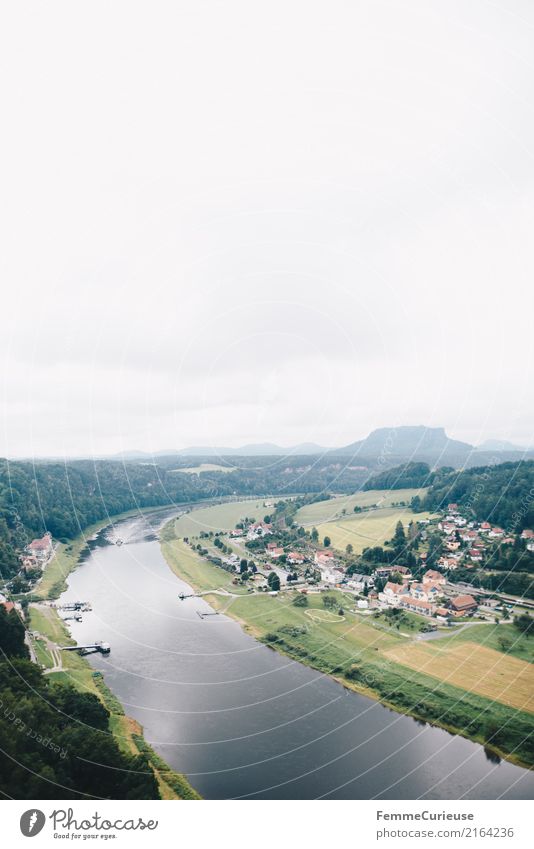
[363,462,435,491]
[0,459,218,577]
[0,456,372,577]
[421,460,534,530]
[0,604,161,799]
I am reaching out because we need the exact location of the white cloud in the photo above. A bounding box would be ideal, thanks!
[1,1,533,456]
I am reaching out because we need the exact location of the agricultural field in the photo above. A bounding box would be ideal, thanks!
[385,641,534,713]
[174,463,234,474]
[314,506,435,554]
[294,488,427,525]
[173,498,274,538]
[439,622,534,663]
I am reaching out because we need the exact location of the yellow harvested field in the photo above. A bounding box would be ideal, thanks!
[315,507,434,553]
[295,488,427,525]
[385,642,534,713]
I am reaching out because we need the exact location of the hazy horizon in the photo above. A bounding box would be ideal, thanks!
[2,1,533,457]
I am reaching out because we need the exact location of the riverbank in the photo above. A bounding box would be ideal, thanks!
[28,605,200,800]
[160,520,534,772]
[33,504,183,601]
[28,511,201,800]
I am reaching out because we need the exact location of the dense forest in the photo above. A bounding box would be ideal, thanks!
[421,461,534,531]
[0,605,160,799]
[0,456,376,578]
[363,462,435,491]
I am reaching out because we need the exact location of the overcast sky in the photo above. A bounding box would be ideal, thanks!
[1,1,533,458]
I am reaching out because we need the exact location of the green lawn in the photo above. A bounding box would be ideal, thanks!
[160,542,534,768]
[314,506,434,554]
[161,528,248,595]
[295,488,427,525]
[173,498,274,538]
[174,463,234,474]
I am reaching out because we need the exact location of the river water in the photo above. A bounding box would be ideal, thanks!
[59,510,534,800]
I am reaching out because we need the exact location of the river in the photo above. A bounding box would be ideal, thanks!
[59,510,534,800]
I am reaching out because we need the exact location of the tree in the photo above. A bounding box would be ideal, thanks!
[363,582,369,597]
[392,521,406,550]
[311,527,319,542]
[239,559,248,574]
[292,594,308,607]
[322,594,337,610]
[513,613,534,635]
[346,543,353,555]
[267,572,280,591]
[389,571,405,585]
[323,536,331,548]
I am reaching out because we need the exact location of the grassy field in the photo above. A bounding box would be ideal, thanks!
[160,523,250,595]
[385,641,534,713]
[208,590,534,765]
[160,510,534,769]
[28,603,199,799]
[314,506,434,553]
[173,498,274,538]
[176,463,234,474]
[295,488,427,525]
[437,622,534,663]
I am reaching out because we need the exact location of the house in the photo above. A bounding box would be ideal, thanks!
[479,522,492,533]
[410,582,441,602]
[467,549,483,562]
[1,601,15,613]
[246,522,273,540]
[230,529,243,538]
[287,552,304,565]
[445,539,461,551]
[374,565,412,579]
[423,569,447,585]
[461,529,478,542]
[488,527,504,539]
[449,594,477,616]
[26,533,53,562]
[379,581,408,606]
[438,556,459,571]
[269,547,285,560]
[223,553,240,568]
[520,529,534,540]
[438,521,456,535]
[314,550,335,566]
[346,573,373,592]
[448,503,459,513]
[21,556,40,574]
[321,568,344,585]
[357,599,369,609]
[399,595,435,616]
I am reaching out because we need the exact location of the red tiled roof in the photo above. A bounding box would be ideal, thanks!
[451,594,477,610]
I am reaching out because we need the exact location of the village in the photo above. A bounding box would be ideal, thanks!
[3,498,534,634]
[180,498,534,629]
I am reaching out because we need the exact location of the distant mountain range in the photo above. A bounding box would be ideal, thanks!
[110,426,533,469]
